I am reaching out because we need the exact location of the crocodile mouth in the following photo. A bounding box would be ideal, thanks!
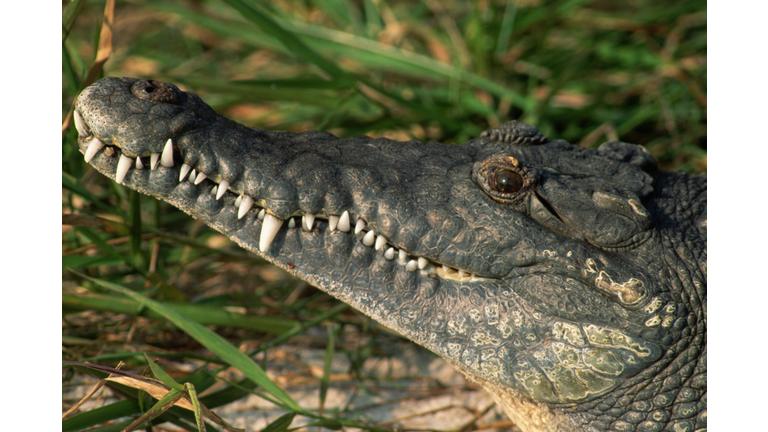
[75,110,487,283]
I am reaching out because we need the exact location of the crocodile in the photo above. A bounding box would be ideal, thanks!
[73,77,706,432]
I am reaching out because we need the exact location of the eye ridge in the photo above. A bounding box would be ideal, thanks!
[492,169,523,194]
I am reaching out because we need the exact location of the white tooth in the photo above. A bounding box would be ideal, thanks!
[161,139,174,167]
[194,172,207,185]
[329,215,339,231]
[337,211,351,232]
[238,196,254,219]
[83,138,105,163]
[258,209,266,220]
[234,195,243,207]
[211,185,218,196]
[302,214,315,231]
[115,154,133,183]
[150,153,159,170]
[399,250,407,261]
[458,270,466,277]
[406,260,418,272]
[288,218,296,228]
[375,235,387,251]
[179,163,192,182]
[259,214,283,252]
[418,257,428,269]
[135,157,144,170]
[442,265,450,273]
[354,218,366,234]
[74,111,88,136]
[216,180,229,200]
[384,247,395,260]
[189,169,197,183]
[362,230,375,247]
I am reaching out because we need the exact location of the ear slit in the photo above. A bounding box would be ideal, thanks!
[533,190,565,225]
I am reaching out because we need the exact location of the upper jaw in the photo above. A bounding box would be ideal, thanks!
[75,77,653,307]
[73,78,502,282]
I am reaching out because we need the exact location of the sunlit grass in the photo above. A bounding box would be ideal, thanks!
[62,1,706,430]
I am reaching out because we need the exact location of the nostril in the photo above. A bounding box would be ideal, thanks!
[132,79,181,105]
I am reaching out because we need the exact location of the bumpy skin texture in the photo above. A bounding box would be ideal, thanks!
[74,78,707,432]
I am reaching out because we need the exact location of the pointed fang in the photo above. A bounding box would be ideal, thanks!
[354,218,366,234]
[188,169,197,183]
[216,180,229,200]
[384,248,395,260]
[161,139,174,168]
[329,215,340,231]
[259,214,283,252]
[362,230,375,247]
[74,111,88,136]
[375,235,387,251]
[179,163,192,182]
[115,154,133,183]
[288,218,296,229]
[258,209,266,220]
[337,211,351,232]
[234,195,243,207]
[302,214,315,231]
[238,196,254,219]
[194,172,207,185]
[83,138,105,163]
[135,157,144,170]
[150,153,159,170]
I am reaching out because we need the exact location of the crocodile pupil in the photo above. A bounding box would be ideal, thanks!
[494,169,523,193]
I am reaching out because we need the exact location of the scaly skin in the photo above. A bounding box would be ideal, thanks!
[74,77,706,432]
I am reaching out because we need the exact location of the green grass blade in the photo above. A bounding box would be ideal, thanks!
[495,1,517,58]
[62,255,125,270]
[63,293,298,334]
[313,0,355,28]
[129,190,145,270]
[260,412,295,432]
[62,43,81,97]
[198,378,258,409]
[75,420,134,432]
[72,227,131,267]
[276,19,527,105]
[145,354,185,391]
[62,0,85,43]
[318,325,336,416]
[62,400,140,432]
[72,271,301,411]
[153,2,526,106]
[122,389,185,432]
[184,383,207,432]
[298,419,343,430]
[62,173,123,215]
[221,0,350,80]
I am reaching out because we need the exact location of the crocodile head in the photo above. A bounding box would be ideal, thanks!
[74,77,707,432]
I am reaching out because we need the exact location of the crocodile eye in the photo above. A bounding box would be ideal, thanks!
[472,155,536,205]
[493,169,523,194]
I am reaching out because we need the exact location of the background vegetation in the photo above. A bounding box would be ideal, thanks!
[62,0,706,430]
